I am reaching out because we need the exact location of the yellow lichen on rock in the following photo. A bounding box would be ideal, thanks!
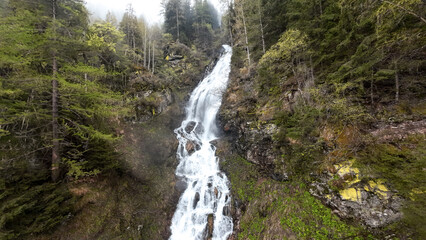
[365,180,390,200]
[339,188,361,202]
[334,160,361,186]
[335,160,359,177]
[347,178,361,186]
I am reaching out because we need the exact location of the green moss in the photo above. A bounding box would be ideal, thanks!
[221,155,261,203]
[355,135,426,238]
[222,154,369,239]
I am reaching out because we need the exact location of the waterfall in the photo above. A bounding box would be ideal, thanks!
[169,45,233,240]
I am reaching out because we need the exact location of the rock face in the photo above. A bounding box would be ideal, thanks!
[219,83,281,170]
[310,160,403,228]
[371,119,426,142]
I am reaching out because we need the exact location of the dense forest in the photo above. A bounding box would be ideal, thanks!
[219,0,425,239]
[0,0,425,239]
[0,0,222,238]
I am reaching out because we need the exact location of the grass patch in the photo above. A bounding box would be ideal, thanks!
[222,155,370,239]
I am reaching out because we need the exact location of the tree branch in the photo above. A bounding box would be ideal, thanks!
[383,0,426,24]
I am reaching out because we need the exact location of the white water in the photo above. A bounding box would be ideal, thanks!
[169,45,233,240]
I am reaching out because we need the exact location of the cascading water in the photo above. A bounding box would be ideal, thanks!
[169,45,233,240]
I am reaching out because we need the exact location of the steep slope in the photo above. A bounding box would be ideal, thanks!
[218,0,425,239]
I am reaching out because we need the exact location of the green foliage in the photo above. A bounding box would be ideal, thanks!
[257,29,307,95]
[259,29,307,68]
[227,0,425,238]
[0,166,74,239]
[278,187,366,239]
[0,0,137,237]
[162,0,219,53]
[221,155,260,203]
[274,105,324,177]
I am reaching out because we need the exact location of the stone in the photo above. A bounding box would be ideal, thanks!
[223,206,231,216]
[175,179,187,192]
[193,192,200,209]
[339,187,361,202]
[186,141,195,154]
[207,214,214,239]
[185,121,197,133]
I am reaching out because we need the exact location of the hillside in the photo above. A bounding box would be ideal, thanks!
[218,0,425,239]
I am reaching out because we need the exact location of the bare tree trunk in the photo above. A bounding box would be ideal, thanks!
[383,0,426,24]
[371,73,374,105]
[148,40,151,70]
[52,0,60,182]
[395,62,399,102]
[258,0,266,54]
[152,41,155,75]
[176,4,180,42]
[143,27,147,68]
[259,16,266,54]
[228,2,233,46]
[132,30,135,49]
[241,4,251,66]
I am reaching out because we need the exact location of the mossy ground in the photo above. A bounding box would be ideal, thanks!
[355,135,426,238]
[221,155,371,240]
[33,174,167,240]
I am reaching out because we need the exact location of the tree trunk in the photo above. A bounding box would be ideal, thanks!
[51,0,60,182]
[383,0,426,24]
[143,28,147,68]
[395,62,399,102]
[176,4,180,42]
[258,1,266,54]
[241,4,251,66]
[370,73,374,105]
[148,40,151,70]
[152,41,155,75]
[228,2,233,46]
[132,29,135,49]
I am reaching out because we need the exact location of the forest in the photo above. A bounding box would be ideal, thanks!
[0,0,425,239]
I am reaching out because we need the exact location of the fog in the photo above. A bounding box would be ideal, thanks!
[85,0,225,25]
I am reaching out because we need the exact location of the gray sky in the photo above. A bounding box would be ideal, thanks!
[85,0,224,25]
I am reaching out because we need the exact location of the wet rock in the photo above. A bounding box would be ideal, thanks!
[193,192,200,209]
[195,123,204,135]
[209,140,218,147]
[214,187,218,197]
[185,121,197,133]
[186,141,195,154]
[223,206,231,216]
[207,214,214,239]
[175,179,187,192]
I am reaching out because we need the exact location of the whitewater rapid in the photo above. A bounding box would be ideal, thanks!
[169,45,233,240]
